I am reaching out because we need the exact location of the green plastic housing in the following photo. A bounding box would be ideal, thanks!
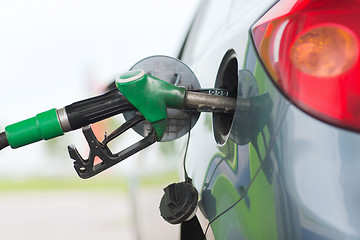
[5,108,64,148]
[116,70,186,140]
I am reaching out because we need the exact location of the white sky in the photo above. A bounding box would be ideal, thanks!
[0,0,200,177]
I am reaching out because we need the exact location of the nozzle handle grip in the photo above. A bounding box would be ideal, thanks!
[65,89,135,130]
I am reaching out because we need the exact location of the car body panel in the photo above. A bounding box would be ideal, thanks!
[182,0,276,193]
[180,0,360,239]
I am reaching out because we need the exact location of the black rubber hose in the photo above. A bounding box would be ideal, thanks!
[0,132,9,150]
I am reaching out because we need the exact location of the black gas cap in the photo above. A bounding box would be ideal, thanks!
[159,180,198,224]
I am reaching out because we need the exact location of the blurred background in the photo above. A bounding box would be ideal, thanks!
[0,0,200,239]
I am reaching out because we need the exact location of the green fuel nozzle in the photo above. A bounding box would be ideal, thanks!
[0,69,237,150]
[0,55,237,179]
[116,69,238,140]
[116,69,186,140]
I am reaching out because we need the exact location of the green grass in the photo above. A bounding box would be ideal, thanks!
[0,170,179,192]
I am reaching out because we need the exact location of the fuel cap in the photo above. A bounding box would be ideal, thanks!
[159,181,198,225]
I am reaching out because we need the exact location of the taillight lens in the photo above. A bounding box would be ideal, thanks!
[252,0,360,131]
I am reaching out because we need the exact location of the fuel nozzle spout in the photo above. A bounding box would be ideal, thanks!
[184,91,238,113]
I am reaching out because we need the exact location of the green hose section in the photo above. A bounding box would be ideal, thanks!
[5,108,64,148]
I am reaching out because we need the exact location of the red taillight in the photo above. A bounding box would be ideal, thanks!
[252,0,360,131]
